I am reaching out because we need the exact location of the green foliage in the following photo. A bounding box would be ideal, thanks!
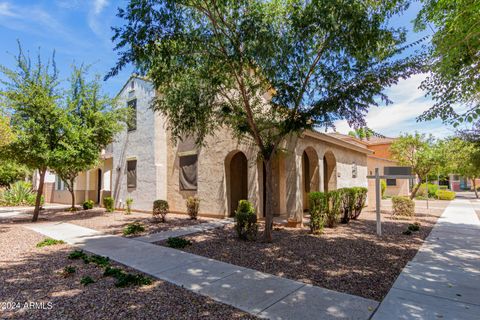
[326,190,342,228]
[166,237,192,249]
[408,222,421,232]
[308,192,328,234]
[0,159,29,187]
[186,196,200,220]
[436,190,456,200]
[392,196,415,217]
[415,0,480,126]
[402,229,412,235]
[103,196,115,212]
[109,0,421,241]
[103,266,152,287]
[351,187,368,220]
[36,238,65,248]
[0,181,40,206]
[153,199,169,222]
[88,254,111,267]
[122,222,145,236]
[125,197,133,214]
[80,276,95,286]
[68,250,89,261]
[416,183,439,198]
[338,188,355,224]
[61,266,76,277]
[83,200,94,210]
[381,180,387,198]
[234,200,258,241]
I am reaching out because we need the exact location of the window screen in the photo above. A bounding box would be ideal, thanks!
[127,99,137,131]
[386,179,397,186]
[179,155,198,190]
[127,160,137,189]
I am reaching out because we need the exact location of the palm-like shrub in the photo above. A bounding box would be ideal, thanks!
[1,181,40,206]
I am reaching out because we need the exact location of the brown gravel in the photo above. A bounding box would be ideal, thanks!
[2,208,213,237]
[160,200,448,301]
[0,224,257,320]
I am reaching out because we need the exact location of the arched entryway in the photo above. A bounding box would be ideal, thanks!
[302,147,320,211]
[323,151,337,192]
[226,151,248,217]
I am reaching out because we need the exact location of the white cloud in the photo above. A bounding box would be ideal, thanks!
[0,2,17,17]
[88,0,110,37]
[93,0,109,14]
[331,74,456,138]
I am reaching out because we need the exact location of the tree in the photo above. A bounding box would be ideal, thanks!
[0,44,66,222]
[443,138,480,198]
[51,66,125,210]
[390,132,442,199]
[109,0,421,241]
[416,0,480,129]
[0,114,14,147]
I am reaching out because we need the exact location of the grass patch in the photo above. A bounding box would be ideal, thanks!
[166,237,192,248]
[408,222,421,232]
[80,276,95,286]
[122,222,145,236]
[89,254,111,267]
[36,238,65,248]
[60,266,76,278]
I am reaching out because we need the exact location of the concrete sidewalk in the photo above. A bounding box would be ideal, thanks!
[25,222,378,319]
[372,199,480,320]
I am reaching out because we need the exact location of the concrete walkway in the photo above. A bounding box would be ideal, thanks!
[372,199,480,320]
[135,219,234,243]
[0,204,71,220]
[25,222,378,319]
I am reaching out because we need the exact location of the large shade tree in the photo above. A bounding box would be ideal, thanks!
[109,0,421,241]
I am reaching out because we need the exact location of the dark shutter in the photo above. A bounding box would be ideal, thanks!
[386,179,397,186]
[179,155,198,190]
[127,99,137,131]
[127,160,137,189]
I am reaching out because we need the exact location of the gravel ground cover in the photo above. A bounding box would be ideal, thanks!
[158,201,448,301]
[1,208,214,237]
[0,224,257,320]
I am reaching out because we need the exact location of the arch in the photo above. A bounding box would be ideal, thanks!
[302,147,320,211]
[323,151,337,192]
[225,151,248,217]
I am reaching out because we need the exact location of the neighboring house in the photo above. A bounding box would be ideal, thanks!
[449,175,480,191]
[328,133,410,204]
[41,76,373,225]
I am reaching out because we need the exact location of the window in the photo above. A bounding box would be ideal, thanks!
[55,175,67,191]
[179,155,198,190]
[127,99,137,131]
[386,179,397,186]
[127,159,137,189]
[352,162,357,178]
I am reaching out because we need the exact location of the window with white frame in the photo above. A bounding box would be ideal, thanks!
[55,175,68,191]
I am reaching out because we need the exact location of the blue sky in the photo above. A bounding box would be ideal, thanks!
[0,0,458,138]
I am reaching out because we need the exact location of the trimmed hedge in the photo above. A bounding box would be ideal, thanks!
[436,190,456,200]
[392,196,415,217]
[309,192,328,234]
[83,200,94,210]
[234,200,258,241]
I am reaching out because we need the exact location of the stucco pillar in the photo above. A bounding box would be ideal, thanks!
[85,170,90,201]
[285,151,303,227]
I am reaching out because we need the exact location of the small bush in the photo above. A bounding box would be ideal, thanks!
[408,222,420,232]
[36,238,65,248]
[153,200,169,222]
[338,188,354,224]
[351,187,367,220]
[61,266,76,277]
[2,181,42,206]
[309,192,327,234]
[234,200,258,241]
[415,195,428,200]
[416,183,439,198]
[436,190,456,200]
[125,197,133,214]
[103,196,115,212]
[103,266,152,287]
[392,196,415,217]
[186,196,200,220]
[83,200,94,210]
[80,276,95,286]
[123,222,145,236]
[103,266,124,278]
[68,250,88,261]
[166,237,192,248]
[325,190,342,228]
[89,254,111,267]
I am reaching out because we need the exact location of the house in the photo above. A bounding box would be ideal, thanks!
[45,76,372,225]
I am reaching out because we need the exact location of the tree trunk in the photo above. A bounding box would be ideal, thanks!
[69,186,76,211]
[410,178,422,200]
[263,158,274,243]
[472,178,478,199]
[32,168,46,222]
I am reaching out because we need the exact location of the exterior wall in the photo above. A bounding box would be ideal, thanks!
[368,143,392,159]
[111,77,167,211]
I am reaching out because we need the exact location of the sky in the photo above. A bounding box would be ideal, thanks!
[0,0,459,139]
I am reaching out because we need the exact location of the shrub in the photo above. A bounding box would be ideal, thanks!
[416,183,439,198]
[103,266,152,287]
[61,266,76,277]
[125,197,133,214]
[436,190,456,200]
[338,188,355,224]
[68,250,89,261]
[153,199,169,222]
[381,180,387,198]
[308,192,328,234]
[234,200,258,241]
[89,254,111,267]
[1,181,41,206]
[36,238,65,248]
[325,190,342,228]
[351,187,368,220]
[166,237,192,248]
[186,196,200,220]
[80,276,95,286]
[439,185,448,190]
[392,196,415,217]
[83,200,94,210]
[123,222,145,236]
[408,222,420,232]
[103,196,115,212]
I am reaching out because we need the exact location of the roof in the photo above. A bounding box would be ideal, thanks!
[303,130,373,155]
[115,74,152,98]
[327,132,396,146]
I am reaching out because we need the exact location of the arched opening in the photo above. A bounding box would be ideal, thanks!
[323,151,337,192]
[227,151,248,217]
[302,147,320,211]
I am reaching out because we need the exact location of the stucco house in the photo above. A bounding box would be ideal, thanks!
[45,76,374,225]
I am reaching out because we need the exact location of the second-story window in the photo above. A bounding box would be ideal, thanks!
[127,159,137,189]
[127,99,137,132]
